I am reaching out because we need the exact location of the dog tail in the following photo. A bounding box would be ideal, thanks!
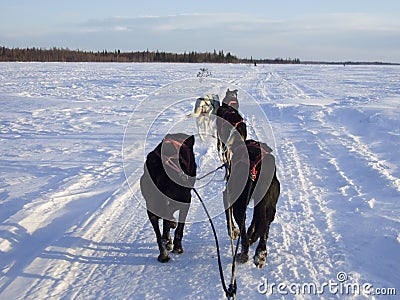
[187,110,202,118]
[187,104,204,117]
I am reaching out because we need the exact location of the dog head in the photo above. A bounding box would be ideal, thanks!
[222,89,239,110]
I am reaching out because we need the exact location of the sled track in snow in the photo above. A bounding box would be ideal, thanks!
[248,68,347,285]
[250,65,400,291]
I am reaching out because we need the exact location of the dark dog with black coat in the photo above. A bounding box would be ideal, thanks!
[216,90,247,177]
[224,139,280,268]
[140,133,196,262]
[216,89,247,239]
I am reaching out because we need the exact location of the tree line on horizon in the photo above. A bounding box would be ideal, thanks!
[0,46,301,64]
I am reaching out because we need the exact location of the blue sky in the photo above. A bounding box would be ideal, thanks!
[1,0,399,62]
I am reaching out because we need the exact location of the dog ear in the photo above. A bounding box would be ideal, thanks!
[185,135,195,147]
[233,89,238,95]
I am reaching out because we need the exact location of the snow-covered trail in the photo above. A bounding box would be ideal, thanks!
[0,63,399,299]
[242,65,400,294]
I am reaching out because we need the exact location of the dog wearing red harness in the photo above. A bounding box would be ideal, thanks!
[140,133,197,262]
[222,88,239,110]
[224,139,280,268]
[216,89,247,240]
[216,90,247,177]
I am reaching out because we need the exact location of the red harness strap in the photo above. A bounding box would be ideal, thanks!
[231,119,244,128]
[231,141,270,181]
[223,95,239,108]
[154,138,191,176]
[227,99,238,107]
[247,141,270,181]
[219,109,244,140]
[220,108,241,122]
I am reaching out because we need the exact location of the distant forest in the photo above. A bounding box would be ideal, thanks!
[0,46,301,64]
[1,46,397,65]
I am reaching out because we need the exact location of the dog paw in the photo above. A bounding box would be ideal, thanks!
[253,250,267,268]
[162,238,173,252]
[228,227,240,240]
[157,253,171,263]
[172,246,184,254]
[236,252,249,263]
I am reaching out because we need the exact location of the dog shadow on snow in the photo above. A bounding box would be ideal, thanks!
[38,231,222,270]
[39,236,165,267]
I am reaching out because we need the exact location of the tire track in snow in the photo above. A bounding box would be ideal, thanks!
[253,66,400,293]
[69,183,144,299]
[273,141,335,283]
[334,127,400,193]
[304,108,400,199]
[243,66,348,287]
[260,66,399,197]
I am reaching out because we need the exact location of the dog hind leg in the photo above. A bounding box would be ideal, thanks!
[162,219,174,251]
[253,205,277,268]
[254,230,268,268]
[148,212,170,263]
[223,190,239,239]
[172,204,190,254]
[247,214,256,245]
[233,205,250,263]
[225,208,240,240]
[172,222,185,254]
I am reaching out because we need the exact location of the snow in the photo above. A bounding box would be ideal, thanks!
[0,62,399,299]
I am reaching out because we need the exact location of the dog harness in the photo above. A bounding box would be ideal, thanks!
[247,141,270,181]
[219,109,245,162]
[153,138,192,178]
[231,141,270,181]
[198,98,211,114]
[226,99,238,107]
[225,119,244,144]
[219,109,245,141]
[196,95,220,115]
[223,96,239,109]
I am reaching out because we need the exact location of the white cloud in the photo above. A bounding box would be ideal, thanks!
[2,12,399,61]
[112,26,130,32]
